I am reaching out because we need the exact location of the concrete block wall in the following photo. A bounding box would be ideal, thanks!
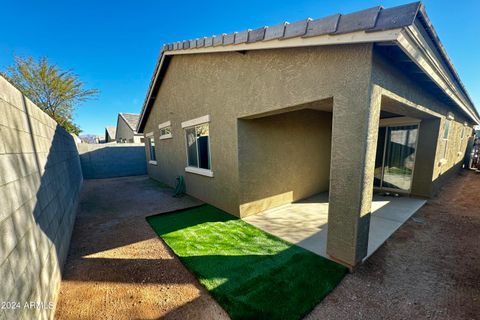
[0,76,83,319]
[77,143,146,179]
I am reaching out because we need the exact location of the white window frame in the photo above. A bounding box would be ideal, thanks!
[182,115,213,177]
[145,132,157,165]
[159,121,172,140]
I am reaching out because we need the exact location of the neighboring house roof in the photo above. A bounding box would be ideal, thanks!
[137,1,480,132]
[105,126,116,140]
[115,113,141,141]
[119,113,140,132]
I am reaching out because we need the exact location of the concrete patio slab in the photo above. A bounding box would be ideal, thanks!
[243,192,426,261]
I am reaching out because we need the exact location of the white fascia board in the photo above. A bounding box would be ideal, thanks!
[138,54,166,132]
[165,29,402,56]
[398,27,479,124]
[181,115,210,128]
[158,120,171,129]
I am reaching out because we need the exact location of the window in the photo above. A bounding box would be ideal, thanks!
[182,115,212,177]
[146,134,157,164]
[458,125,467,155]
[441,120,450,160]
[159,121,172,140]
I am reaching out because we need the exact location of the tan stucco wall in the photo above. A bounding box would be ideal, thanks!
[238,109,332,216]
[371,50,474,197]
[143,44,373,216]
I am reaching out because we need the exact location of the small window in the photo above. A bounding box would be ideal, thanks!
[185,123,211,171]
[443,120,450,139]
[148,136,156,163]
[160,127,172,139]
[159,121,172,140]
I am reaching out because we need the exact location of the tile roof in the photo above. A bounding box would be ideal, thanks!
[119,113,140,132]
[105,127,116,140]
[137,2,479,132]
[161,2,419,52]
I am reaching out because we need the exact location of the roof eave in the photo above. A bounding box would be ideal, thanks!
[136,29,402,133]
[398,25,480,124]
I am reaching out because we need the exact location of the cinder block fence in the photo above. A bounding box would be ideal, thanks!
[77,143,147,179]
[0,76,83,319]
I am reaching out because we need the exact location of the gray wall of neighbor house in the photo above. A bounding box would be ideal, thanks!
[0,76,83,319]
[77,143,147,179]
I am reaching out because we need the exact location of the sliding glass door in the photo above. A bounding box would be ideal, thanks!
[374,124,419,192]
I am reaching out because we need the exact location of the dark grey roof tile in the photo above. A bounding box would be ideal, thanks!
[334,6,381,34]
[213,34,224,46]
[248,27,266,43]
[304,14,340,37]
[223,32,236,45]
[235,30,250,44]
[204,36,214,47]
[196,38,205,48]
[368,2,420,32]
[264,22,288,41]
[283,19,311,39]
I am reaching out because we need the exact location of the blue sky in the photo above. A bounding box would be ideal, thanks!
[1,0,479,135]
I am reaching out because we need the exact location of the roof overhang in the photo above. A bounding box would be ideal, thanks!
[137,29,402,132]
[137,2,479,132]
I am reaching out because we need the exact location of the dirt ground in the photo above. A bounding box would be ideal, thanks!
[54,176,229,320]
[55,172,480,320]
[307,170,480,320]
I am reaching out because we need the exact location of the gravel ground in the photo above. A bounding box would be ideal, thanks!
[55,172,480,320]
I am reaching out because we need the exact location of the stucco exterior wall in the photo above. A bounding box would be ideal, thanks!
[371,50,473,196]
[238,109,332,216]
[143,44,373,216]
[0,76,82,319]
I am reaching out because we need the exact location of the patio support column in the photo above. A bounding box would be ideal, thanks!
[327,85,381,269]
[410,117,441,197]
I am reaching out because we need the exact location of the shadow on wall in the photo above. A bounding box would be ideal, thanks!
[1,91,82,319]
[77,144,147,179]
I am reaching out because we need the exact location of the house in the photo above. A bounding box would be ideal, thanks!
[136,2,479,268]
[104,126,116,143]
[115,113,144,143]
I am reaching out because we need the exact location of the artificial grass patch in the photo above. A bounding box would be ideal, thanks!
[147,204,347,320]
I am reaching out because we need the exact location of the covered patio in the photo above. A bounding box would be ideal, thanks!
[244,192,426,260]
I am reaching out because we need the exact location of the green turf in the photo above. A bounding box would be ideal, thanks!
[146,204,347,320]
